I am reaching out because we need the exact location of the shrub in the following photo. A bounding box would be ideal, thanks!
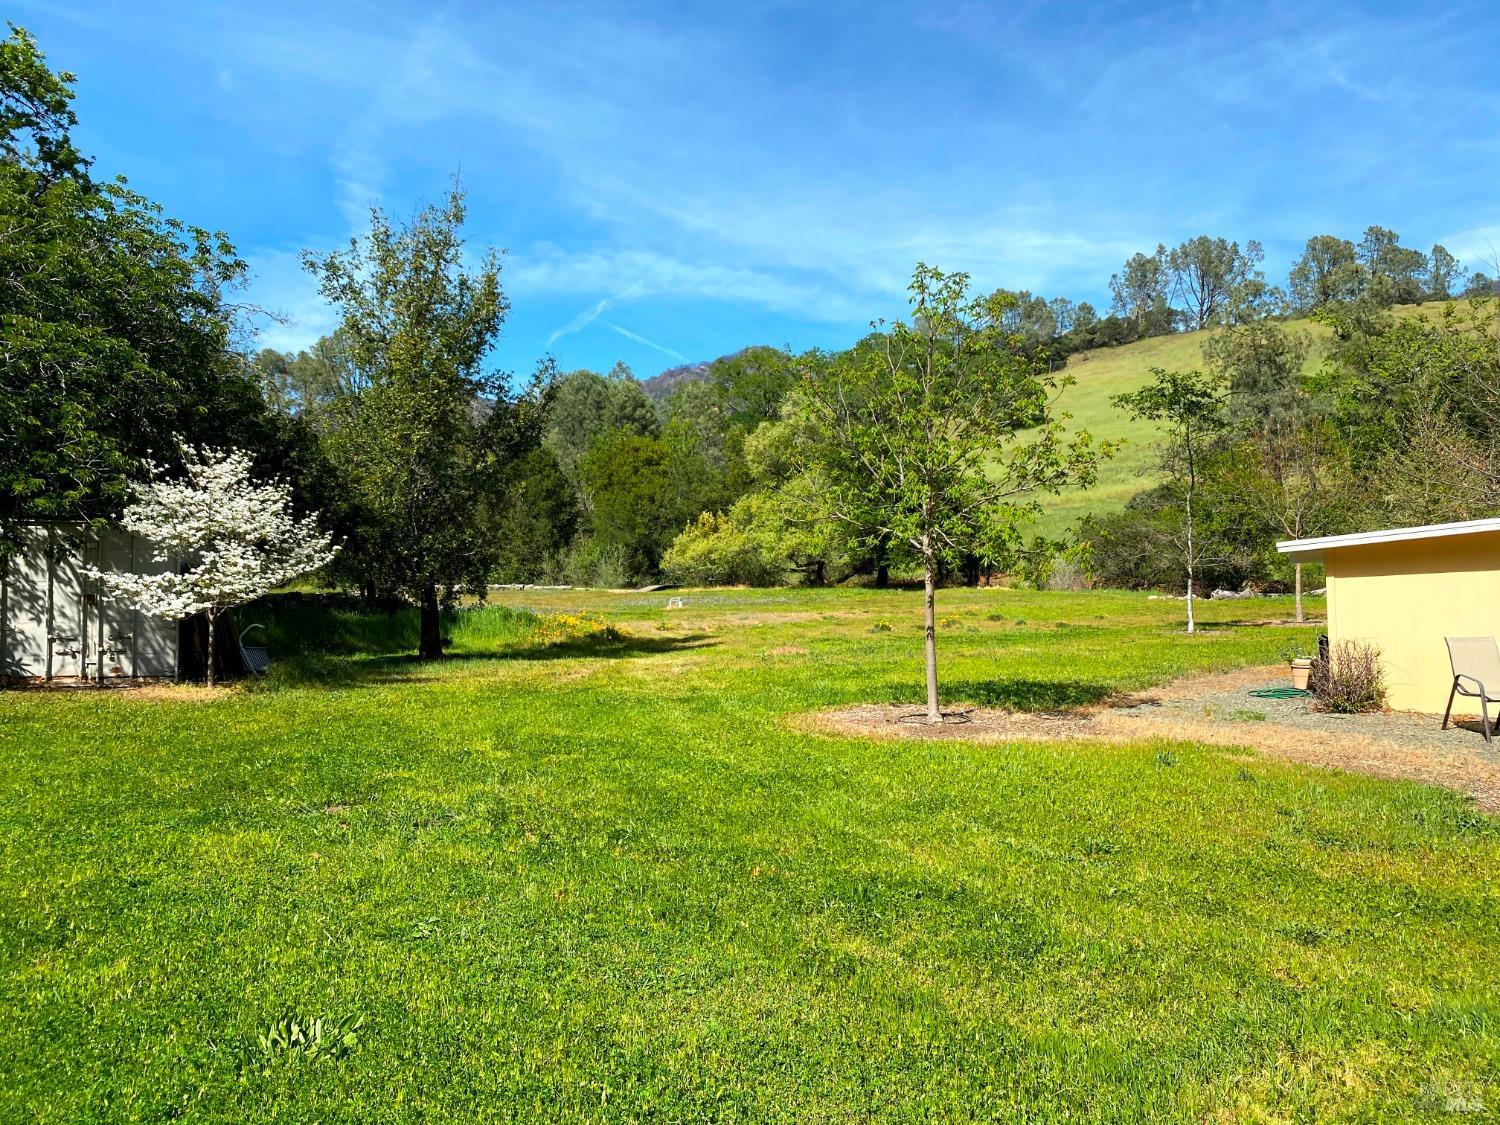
[1310,639,1387,713]
[558,538,633,588]
[661,511,786,586]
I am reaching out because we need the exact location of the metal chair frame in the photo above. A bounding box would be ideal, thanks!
[1443,636,1499,743]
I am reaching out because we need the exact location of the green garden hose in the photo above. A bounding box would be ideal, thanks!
[1248,687,1311,699]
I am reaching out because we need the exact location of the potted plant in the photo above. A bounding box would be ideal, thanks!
[1289,654,1314,690]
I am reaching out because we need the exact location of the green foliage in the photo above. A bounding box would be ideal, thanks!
[789,267,1099,573]
[1311,298,1500,527]
[661,508,787,586]
[1358,225,1429,306]
[305,185,537,655]
[258,1014,364,1062]
[1288,235,1363,311]
[490,447,580,583]
[249,331,355,420]
[544,365,659,479]
[579,433,680,582]
[0,24,292,541]
[784,264,1100,715]
[0,23,85,179]
[1113,368,1229,627]
[1108,244,1170,329]
[1165,235,1266,331]
[556,536,633,588]
[659,381,754,518]
[242,595,539,658]
[702,344,796,429]
[1079,474,1272,592]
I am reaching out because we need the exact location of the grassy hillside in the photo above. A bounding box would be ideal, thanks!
[1029,299,1468,541]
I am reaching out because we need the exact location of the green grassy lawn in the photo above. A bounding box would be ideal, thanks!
[3,586,1498,1121]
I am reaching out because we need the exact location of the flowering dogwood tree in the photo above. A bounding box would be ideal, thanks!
[88,446,337,684]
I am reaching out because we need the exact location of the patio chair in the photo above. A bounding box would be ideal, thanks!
[239,622,271,676]
[1443,636,1500,743]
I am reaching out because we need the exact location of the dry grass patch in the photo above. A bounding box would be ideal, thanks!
[800,663,1500,812]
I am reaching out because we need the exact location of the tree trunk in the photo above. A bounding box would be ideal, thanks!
[205,610,217,688]
[1294,561,1304,624]
[1184,484,1196,635]
[922,537,940,724]
[419,583,443,660]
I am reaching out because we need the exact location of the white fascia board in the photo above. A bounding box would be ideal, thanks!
[1276,518,1500,563]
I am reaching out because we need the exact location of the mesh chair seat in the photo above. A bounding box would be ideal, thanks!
[1444,636,1500,742]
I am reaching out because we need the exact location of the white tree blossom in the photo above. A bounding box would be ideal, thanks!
[88,445,337,684]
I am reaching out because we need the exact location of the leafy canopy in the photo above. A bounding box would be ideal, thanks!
[305,185,538,653]
[785,264,1100,569]
[0,24,284,544]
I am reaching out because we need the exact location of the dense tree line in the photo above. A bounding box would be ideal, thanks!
[0,27,328,550]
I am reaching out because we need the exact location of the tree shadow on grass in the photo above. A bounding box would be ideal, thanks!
[252,633,718,689]
[882,678,1117,713]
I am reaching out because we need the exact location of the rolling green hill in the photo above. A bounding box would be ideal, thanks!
[1029,300,1466,540]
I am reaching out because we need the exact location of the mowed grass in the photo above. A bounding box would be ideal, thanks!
[2,586,1498,1122]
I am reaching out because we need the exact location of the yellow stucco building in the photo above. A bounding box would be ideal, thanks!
[1278,519,1500,713]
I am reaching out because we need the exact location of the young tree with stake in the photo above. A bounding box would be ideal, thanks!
[1113,368,1229,634]
[87,446,336,685]
[785,265,1101,723]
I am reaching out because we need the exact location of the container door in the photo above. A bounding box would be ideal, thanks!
[95,530,140,679]
[128,533,178,678]
[47,527,89,680]
[2,526,53,677]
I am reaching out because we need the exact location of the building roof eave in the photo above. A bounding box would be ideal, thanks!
[1276,517,1500,563]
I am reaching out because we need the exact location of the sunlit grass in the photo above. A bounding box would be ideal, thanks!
[1,585,1495,1122]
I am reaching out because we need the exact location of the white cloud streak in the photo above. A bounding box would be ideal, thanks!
[602,322,686,362]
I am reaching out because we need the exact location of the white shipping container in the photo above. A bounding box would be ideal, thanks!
[1,524,179,681]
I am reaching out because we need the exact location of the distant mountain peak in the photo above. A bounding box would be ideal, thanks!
[640,359,711,400]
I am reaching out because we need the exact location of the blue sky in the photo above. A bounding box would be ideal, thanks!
[17,1,1500,380]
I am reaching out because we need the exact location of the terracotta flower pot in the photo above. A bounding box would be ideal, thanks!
[1290,657,1313,691]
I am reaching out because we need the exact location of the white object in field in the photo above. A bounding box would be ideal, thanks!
[0,524,179,681]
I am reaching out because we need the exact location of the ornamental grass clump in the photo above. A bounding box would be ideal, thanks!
[1310,639,1387,713]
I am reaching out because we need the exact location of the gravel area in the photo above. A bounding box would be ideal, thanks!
[802,665,1500,812]
[1113,669,1494,751]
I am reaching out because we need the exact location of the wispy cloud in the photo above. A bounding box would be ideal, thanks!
[511,247,877,324]
[603,321,686,362]
[546,281,645,347]
[44,0,1500,371]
